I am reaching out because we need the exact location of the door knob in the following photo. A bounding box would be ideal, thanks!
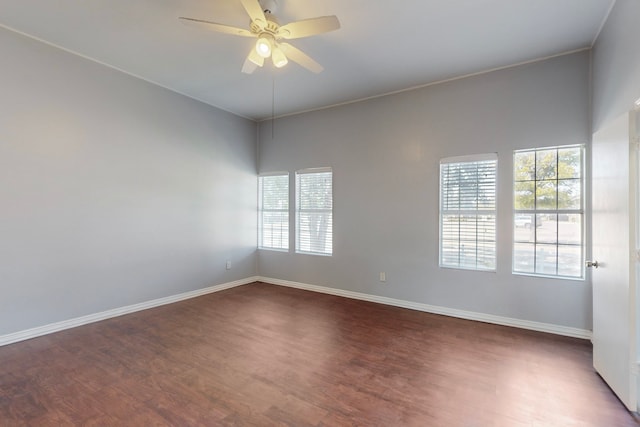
[586,260,599,268]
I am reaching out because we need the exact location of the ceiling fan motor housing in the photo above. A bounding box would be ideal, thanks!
[250,18,280,35]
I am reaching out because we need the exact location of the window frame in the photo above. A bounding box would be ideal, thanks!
[258,172,290,252]
[439,153,498,272]
[295,167,333,256]
[512,144,585,280]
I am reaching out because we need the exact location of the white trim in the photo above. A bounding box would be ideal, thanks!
[0,277,258,347]
[635,368,640,412]
[257,276,592,340]
[632,361,640,412]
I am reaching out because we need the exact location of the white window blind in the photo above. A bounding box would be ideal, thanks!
[439,154,497,271]
[296,168,333,255]
[258,173,289,251]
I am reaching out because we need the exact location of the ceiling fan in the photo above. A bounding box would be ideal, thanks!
[179,0,340,74]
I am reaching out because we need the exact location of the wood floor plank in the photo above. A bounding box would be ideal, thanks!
[0,282,638,426]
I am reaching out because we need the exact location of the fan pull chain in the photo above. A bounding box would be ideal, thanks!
[271,74,275,139]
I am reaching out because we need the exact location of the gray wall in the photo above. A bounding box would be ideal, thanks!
[0,28,257,335]
[592,0,640,132]
[258,51,592,330]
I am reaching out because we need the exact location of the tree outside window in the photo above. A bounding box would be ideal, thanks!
[513,145,584,278]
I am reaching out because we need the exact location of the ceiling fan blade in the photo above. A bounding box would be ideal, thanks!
[240,0,267,28]
[279,43,323,73]
[242,48,264,74]
[242,59,258,74]
[277,16,340,39]
[179,17,254,37]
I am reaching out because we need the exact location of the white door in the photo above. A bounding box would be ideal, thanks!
[591,112,637,411]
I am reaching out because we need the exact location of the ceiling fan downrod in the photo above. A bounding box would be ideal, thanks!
[259,0,278,15]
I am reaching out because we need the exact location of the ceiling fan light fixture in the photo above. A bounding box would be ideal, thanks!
[272,47,288,68]
[256,36,272,58]
[180,0,341,74]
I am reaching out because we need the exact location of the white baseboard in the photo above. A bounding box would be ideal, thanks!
[0,276,259,347]
[0,275,592,347]
[257,276,592,340]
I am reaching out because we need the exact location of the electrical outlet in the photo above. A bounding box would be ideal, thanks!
[226,260,231,270]
[379,272,386,282]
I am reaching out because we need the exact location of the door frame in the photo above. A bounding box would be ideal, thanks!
[633,109,640,410]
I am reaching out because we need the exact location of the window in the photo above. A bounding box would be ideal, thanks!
[513,145,584,278]
[258,173,289,251]
[439,154,497,271]
[296,168,333,255]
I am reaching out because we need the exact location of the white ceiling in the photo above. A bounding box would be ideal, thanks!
[0,0,614,121]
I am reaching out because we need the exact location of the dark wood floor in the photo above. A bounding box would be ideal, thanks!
[0,282,638,426]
